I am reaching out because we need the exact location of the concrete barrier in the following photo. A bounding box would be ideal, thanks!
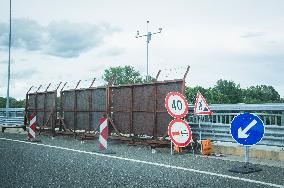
[212,141,284,161]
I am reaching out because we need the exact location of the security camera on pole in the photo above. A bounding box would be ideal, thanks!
[136,21,162,81]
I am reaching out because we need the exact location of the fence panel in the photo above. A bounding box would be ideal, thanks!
[111,80,184,138]
[156,81,184,136]
[26,91,57,129]
[61,87,106,131]
[62,90,75,130]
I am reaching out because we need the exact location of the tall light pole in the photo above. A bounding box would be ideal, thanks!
[136,21,162,81]
[6,0,12,118]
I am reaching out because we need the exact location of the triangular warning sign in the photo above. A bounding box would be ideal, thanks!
[193,91,212,115]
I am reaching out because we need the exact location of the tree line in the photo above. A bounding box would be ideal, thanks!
[103,66,283,104]
[0,97,25,108]
[185,79,283,105]
[1,66,283,108]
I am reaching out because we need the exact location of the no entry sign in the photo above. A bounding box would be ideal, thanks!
[168,119,192,147]
[165,92,188,119]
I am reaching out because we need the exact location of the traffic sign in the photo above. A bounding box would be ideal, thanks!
[165,92,188,119]
[230,113,265,146]
[168,119,192,147]
[99,117,108,150]
[28,114,37,140]
[193,91,212,115]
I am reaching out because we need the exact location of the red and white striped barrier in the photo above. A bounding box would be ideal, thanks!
[27,114,38,141]
[99,117,108,150]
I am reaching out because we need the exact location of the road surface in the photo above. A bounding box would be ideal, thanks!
[0,133,283,188]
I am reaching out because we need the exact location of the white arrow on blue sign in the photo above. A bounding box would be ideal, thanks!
[230,113,265,146]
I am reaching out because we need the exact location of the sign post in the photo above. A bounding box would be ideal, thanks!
[165,92,190,155]
[170,141,173,155]
[198,116,202,141]
[193,91,212,153]
[229,112,265,174]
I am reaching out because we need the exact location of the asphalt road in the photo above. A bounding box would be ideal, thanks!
[0,133,283,188]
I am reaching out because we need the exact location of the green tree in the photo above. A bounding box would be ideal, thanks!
[185,86,207,104]
[103,66,143,85]
[0,97,25,108]
[0,97,6,108]
[206,88,228,104]
[243,85,282,104]
[210,79,243,104]
[102,66,155,85]
[142,75,156,83]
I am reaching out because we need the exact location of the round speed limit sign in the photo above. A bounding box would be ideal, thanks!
[165,92,188,119]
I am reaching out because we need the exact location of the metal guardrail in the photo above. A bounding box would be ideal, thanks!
[0,116,24,126]
[187,103,284,147]
[1,104,284,147]
[0,108,25,126]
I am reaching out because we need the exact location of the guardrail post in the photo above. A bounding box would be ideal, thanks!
[281,111,284,127]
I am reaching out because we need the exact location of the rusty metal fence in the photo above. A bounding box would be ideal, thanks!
[61,87,107,133]
[25,90,57,134]
[24,66,190,142]
[110,80,185,139]
[25,80,186,140]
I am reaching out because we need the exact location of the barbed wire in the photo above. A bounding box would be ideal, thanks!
[28,77,107,94]
[155,65,189,81]
[27,65,190,93]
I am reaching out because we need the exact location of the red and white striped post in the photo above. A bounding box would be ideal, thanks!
[27,114,37,140]
[99,117,108,150]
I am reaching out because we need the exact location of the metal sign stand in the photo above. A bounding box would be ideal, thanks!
[229,146,262,174]
[199,116,202,154]
[244,146,249,163]
[229,113,264,174]
[199,116,202,141]
[171,141,173,155]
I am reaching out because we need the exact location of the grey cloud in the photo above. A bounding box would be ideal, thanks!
[0,68,37,83]
[98,47,125,57]
[44,21,118,57]
[234,53,284,64]
[11,69,38,80]
[0,19,119,58]
[0,19,44,51]
[240,31,265,38]
[0,60,15,64]
[0,60,8,64]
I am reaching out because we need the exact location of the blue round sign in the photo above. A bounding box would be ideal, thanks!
[230,113,265,146]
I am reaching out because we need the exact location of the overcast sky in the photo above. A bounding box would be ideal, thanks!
[0,0,283,99]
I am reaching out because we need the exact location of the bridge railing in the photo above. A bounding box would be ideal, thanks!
[186,104,284,147]
[1,104,284,147]
[0,108,25,126]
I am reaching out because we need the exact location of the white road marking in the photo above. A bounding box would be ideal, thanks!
[0,137,283,188]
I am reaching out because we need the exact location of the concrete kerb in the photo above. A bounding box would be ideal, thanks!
[0,125,26,134]
[212,141,284,161]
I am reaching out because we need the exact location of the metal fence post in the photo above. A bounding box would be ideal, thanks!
[281,111,284,127]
